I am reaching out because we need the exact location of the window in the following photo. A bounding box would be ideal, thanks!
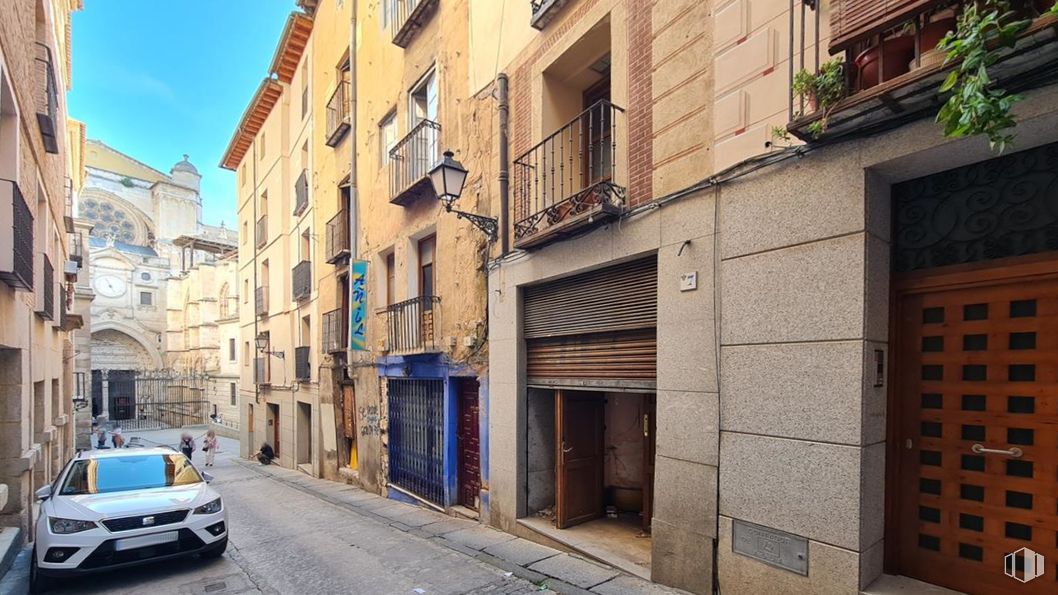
[243,279,249,303]
[244,341,250,364]
[380,111,397,167]
[229,338,236,361]
[260,190,269,217]
[386,252,396,306]
[230,382,237,406]
[418,235,435,299]
[141,272,150,281]
[240,163,247,186]
[258,131,266,160]
[409,69,438,126]
[242,221,248,243]
[301,67,309,120]
[301,228,311,261]
[139,291,152,306]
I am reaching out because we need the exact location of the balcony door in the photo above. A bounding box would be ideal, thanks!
[582,75,612,187]
[409,69,438,182]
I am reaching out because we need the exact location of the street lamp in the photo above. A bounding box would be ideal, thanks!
[255,333,284,359]
[428,150,498,242]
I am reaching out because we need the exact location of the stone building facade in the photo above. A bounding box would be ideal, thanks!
[0,0,83,539]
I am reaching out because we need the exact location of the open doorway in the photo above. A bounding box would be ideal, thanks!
[523,389,655,577]
[266,403,280,460]
[296,401,312,473]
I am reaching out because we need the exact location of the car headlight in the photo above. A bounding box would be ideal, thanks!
[49,517,97,534]
[193,498,222,515]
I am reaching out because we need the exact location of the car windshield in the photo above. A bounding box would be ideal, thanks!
[59,454,202,495]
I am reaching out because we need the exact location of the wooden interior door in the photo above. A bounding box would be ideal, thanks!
[893,257,1058,594]
[556,389,604,529]
[642,394,656,534]
[458,379,482,510]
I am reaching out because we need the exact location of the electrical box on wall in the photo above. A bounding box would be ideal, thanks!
[679,272,698,292]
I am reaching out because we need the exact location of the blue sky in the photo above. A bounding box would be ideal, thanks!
[70,0,296,227]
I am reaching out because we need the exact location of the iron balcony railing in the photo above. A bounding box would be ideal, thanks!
[380,296,441,355]
[255,216,267,248]
[39,255,54,321]
[292,260,312,301]
[325,80,351,147]
[293,169,309,216]
[255,286,268,317]
[389,0,439,48]
[322,308,347,354]
[59,283,67,329]
[295,346,311,381]
[34,43,59,154]
[0,179,34,290]
[70,232,84,266]
[389,119,440,206]
[512,100,626,248]
[326,210,350,264]
[254,357,269,385]
[530,0,570,29]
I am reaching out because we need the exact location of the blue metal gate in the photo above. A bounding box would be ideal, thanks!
[387,378,445,505]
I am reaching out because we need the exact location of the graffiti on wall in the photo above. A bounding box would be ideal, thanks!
[359,405,380,436]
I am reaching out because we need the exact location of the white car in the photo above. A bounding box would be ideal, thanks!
[31,447,227,592]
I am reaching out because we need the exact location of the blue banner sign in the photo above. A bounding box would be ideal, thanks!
[350,260,368,351]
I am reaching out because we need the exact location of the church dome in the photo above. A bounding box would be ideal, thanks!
[172,154,200,176]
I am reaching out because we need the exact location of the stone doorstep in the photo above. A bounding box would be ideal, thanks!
[861,574,967,595]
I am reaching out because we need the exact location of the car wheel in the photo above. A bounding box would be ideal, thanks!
[200,536,228,559]
[29,548,55,594]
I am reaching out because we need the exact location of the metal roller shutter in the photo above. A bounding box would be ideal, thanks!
[524,256,657,382]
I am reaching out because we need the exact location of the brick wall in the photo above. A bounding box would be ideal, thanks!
[626,0,652,208]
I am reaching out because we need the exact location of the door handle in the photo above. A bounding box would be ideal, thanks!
[971,443,1023,458]
[561,441,573,454]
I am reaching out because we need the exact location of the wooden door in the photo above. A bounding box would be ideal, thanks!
[556,390,604,529]
[642,394,656,534]
[892,257,1058,594]
[268,403,280,458]
[581,76,612,186]
[458,379,481,510]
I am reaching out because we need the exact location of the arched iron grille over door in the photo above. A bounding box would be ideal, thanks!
[388,378,445,505]
[524,256,657,382]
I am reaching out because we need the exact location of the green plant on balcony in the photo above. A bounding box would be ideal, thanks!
[934,0,1038,153]
[792,58,847,138]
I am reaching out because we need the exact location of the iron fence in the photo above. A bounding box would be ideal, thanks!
[323,308,347,354]
[387,378,445,505]
[326,80,351,146]
[255,216,268,248]
[39,255,54,320]
[0,179,34,290]
[295,346,311,381]
[326,210,350,264]
[292,260,312,301]
[294,169,309,215]
[389,0,438,48]
[255,286,268,317]
[102,370,210,431]
[380,296,440,354]
[389,119,440,205]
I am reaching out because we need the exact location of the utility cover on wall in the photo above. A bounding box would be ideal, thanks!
[680,272,698,292]
[732,519,808,575]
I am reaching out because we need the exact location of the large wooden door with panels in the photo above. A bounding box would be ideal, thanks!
[892,257,1058,594]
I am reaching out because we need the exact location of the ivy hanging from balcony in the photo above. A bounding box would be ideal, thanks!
[933,0,1044,153]
[791,57,847,139]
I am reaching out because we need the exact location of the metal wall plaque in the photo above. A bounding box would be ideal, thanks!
[732,519,809,576]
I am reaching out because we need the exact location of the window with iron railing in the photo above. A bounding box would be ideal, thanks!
[293,169,309,215]
[69,232,84,266]
[322,308,347,354]
[255,286,268,317]
[38,255,54,321]
[389,119,440,206]
[388,0,439,48]
[254,357,269,385]
[292,260,312,301]
[255,216,267,248]
[295,346,311,381]
[512,100,626,249]
[0,179,34,290]
[326,80,351,147]
[326,210,350,264]
[34,43,58,154]
[379,296,441,355]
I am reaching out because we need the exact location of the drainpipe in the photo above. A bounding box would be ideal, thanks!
[497,73,510,255]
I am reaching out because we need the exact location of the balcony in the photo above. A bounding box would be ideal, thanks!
[389,119,440,206]
[0,179,34,290]
[37,255,54,321]
[379,296,441,355]
[293,169,309,216]
[513,100,626,250]
[785,1,1058,142]
[325,80,351,147]
[295,346,311,382]
[389,0,439,48]
[255,216,267,248]
[530,0,570,30]
[254,357,269,386]
[322,308,347,354]
[35,43,59,154]
[326,210,350,264]
[292,260,312,302]
[255,286,268,317]
[70,232,84,266]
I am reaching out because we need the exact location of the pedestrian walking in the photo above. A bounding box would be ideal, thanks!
[202,430,218,467]
[111,426,124,449]
[95,427,107,449]
[179,432,195,460]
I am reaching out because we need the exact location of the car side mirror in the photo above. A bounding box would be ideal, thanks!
[201,472,214,484]
[35,485,52,501]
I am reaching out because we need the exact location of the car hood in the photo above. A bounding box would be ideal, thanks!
[51,484,215,519]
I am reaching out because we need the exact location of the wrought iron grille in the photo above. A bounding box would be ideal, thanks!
[40,255,54,320]
[254,357,269,385]
[70,232,84,265]
[326,80,351,147]
[295,346,311,381]
[59,283,67,329]
[34,43,58,154]
[326,210,350,264]
[323,307,347,354]
[255,216,267,248]
[387,378,445,505]
[388,0,438,48]
[292,260,312,301]
[512,100,626,243]
[893,140,1058,272]
[255,286,268,317]
[389,119,440,205]
[380,296,440,354]
[294,169,309,215]
[0,179,34,290]
[104,371,210,431]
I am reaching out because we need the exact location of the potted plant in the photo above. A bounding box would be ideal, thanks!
[855,33,916,90]
[792,58,847,138]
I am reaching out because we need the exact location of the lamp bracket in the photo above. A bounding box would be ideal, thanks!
[451,209,498,242]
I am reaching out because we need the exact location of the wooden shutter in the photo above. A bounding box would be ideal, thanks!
[524,257,657,382]
[829,0,940,52]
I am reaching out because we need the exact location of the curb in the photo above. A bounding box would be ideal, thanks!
[0,547,31,595]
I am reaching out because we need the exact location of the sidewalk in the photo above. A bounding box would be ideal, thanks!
[233,457,687,595]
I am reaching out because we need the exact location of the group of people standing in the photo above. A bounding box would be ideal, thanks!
[92,426,220,467]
